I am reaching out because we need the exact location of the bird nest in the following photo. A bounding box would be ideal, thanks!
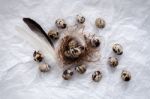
[57,26,100,67]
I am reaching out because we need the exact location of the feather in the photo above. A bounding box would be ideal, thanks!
[23,18,54,47]
[15,25,57,64]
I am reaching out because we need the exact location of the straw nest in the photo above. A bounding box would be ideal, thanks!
[57,26,100,67]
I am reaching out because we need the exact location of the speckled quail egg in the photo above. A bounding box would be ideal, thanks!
[48,30,59,40]
[76,15,85,24]
[55,19,67,29]
[108,57,118,67]
[90,37,100,47]
[121,70,131,81]
[95,18,105,28]
[112,43,123,55]
[64,47,83,59]
[33,51,43,62]
[70,47,82,58]
[75,64,86,74]
[68,40,78,49]
[92,71,102,82]
[62,69,74,80]
[39,63,51,72]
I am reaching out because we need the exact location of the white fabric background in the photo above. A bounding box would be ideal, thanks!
[0,0,150,99]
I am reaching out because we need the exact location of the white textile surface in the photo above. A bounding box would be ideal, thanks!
[0,0,150,99]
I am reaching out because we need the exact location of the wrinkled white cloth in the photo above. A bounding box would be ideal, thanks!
[0,0,150,99]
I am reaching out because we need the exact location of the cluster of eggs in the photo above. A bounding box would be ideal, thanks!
[33,51,51,72]
[108,44,131,81]
[47,15,86,41]
[62,65,87,80]
[64,39,84,59]
[33,15,131,82]
[116,44,130,81]
[62,43,131,82]
[47,15,105,40]
[33,43,131,82]
[62,65,103,82]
